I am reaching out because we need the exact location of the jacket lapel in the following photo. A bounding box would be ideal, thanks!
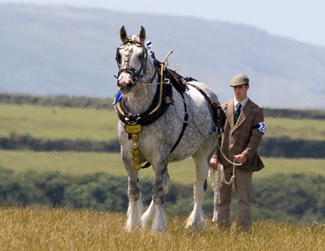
[226,99,235,128]
[232,99,253,134]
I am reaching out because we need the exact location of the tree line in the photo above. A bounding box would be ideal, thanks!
[1,93,325,119]
[1,133,324,158]
[0,167,323,224]
[0,133,120,153]
[0,93,114,110]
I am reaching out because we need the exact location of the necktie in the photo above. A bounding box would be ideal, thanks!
[234,103,242,123]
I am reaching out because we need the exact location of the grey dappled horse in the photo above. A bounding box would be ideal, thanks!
[115,26,220,231]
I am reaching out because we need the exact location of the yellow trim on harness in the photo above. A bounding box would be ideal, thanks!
[125,124,142,134]
[120,50,173,171]
[116,102,125,116]
[124,124,143,171]
[149,50,173,115]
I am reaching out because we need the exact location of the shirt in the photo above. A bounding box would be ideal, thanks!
[234,97,248,111]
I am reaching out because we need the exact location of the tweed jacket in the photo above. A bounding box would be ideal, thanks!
[217,98,265,172]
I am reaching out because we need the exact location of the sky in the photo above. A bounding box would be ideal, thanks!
[1,0,325,47]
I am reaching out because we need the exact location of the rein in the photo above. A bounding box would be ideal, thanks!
[181,89,242,168]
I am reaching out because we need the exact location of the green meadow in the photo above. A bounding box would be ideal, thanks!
[0,103,324,185]
[0,104,118,141]
[1,103,325,141]
[264,116,325,141]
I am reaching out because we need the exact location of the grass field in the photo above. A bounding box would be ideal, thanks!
[264,117,325,141]
[1,104,325,141]
[0,104,119,141]
[0,150,324,184]
[0,206,324,251]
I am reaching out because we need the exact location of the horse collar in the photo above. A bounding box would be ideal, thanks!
[114,81,173,127]
[114,80,173,171]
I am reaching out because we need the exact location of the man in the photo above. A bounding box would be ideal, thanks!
[210,73,266,230]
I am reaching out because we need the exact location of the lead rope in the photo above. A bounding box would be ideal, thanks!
[209,132,240,222]
[209,162,236,222]
[183,93,241,165]
[180,89,242,223]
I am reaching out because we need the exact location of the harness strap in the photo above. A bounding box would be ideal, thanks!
[170,92,188,154]
[187,82,225,137]
[141,87,188,169]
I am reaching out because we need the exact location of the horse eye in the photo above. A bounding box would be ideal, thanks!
[138,50,145,61]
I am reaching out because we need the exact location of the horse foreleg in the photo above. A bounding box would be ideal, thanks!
[126,174,143,231]
[144,164,169,231]
[141,200,155,229]
[186,154,209,230]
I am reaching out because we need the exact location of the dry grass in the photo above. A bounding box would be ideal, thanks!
[0,206,324,251]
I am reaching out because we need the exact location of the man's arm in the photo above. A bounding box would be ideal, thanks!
[242,108,265,159]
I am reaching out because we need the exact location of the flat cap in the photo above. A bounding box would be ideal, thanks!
[230,74,249,87]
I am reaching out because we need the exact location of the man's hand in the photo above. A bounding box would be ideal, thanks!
[209,156,219,170]
[234,154,247,164]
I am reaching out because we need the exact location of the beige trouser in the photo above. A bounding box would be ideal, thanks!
[215,166,253,229]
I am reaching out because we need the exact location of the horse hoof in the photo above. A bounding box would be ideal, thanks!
[141,218,152,230]
[185,219,206,231]
[151,225,167,233]
[125,224,141,232]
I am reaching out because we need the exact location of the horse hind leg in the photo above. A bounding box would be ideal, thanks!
[186,152,209,230]
[126,174,143,231]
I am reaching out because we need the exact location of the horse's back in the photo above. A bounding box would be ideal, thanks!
[187,81,220,104]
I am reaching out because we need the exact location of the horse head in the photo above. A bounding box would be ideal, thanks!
[116,26,151,94]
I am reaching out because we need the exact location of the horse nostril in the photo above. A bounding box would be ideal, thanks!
[118,79,131,86]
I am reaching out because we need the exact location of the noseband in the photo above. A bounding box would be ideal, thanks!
[116,39,148,86]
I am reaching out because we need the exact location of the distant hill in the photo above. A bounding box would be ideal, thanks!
[0,3,325,109]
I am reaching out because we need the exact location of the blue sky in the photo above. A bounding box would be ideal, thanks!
[1,0,325,47]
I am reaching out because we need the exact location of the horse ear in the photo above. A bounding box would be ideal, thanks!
[139,26,146,44]
[120,26,128,43]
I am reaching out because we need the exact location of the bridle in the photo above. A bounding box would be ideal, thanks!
[116,39,155,87]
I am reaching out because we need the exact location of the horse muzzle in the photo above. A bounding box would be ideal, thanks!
[117,82,134,94]
[117,71,136,94]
